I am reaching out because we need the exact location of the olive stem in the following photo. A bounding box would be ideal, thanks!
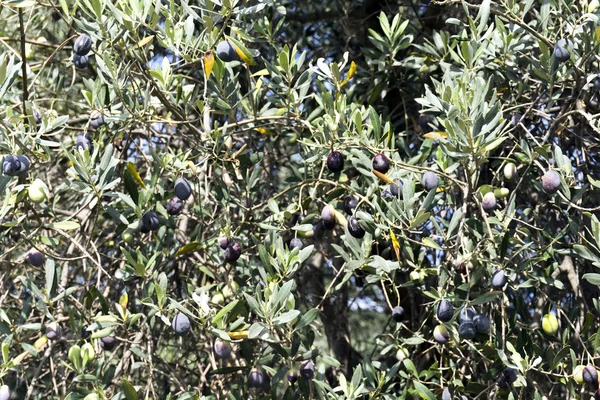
[18,8,28,116]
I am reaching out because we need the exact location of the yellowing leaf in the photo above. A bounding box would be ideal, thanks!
[176,242,200,257]
[233,46,254,65]
[127,162,146,188]
[119,292,128,309]
[187,161,197,174]
[204,51,215,78]
[390,229,400,261]
[134,35,154,50]
[373,170,395,184]
[255,127,276,136]
[227,36,256,66]
[13,335,48,366]
[34,335,48,350]
[227,331,249,340]
[596,26,600,42]
[340,61,356,86]
[424,131,449,140]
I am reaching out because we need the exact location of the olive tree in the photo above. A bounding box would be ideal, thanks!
[1,0,600,399]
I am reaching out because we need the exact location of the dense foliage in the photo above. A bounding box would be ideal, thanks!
[1,0,600,399]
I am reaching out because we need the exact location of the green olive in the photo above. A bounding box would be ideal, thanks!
[28,179,48,204]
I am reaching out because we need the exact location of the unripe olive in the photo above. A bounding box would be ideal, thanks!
[211,292,225,305]
[68,344,81,366]
[122,230,134,243]
[0,384,10,400]
[409,270,421,281]
[541,313,559,335]
[222,281,239,298]
[395,347,409,361]
[574,365,585,384]
[504,162,517,181]
[29,179,48,203]
[433,325,450,343]
[81,342,95,362]
[494,187,510,199]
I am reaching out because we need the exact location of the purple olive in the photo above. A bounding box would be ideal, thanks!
[326,151,345,173]
[166,196,184,215]
[73,34,92,55]
[213,339,232,359]
[372,154,390,174]
[224,242,242,263]
[28,250,45,266]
